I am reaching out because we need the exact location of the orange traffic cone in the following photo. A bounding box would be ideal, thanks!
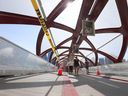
[58,68,63,76]
[96,69,100,76]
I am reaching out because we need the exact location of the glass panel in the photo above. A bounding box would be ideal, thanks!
[62,40,72,47]
[80,57,85,63]
[87,53,95,63]
[59,55,65,59]
[127,0,128,6]
[78,56,84,62]
[80,40,91,48]
[0,37,53,71]
[41,34,51,52]
[0,0,37,16]
[62,51,69,54]
[0,0,61,17]
[55,0,82,29]
[88,33,121,49]
[57,49,68,55]
[99,34,122,59]
[41,0,61,17]
[123,47,128,62]
[79,50,92,57]
[95,0,121,29]
[50,28,72,45]
[42,28,72,54]
[79,50,95,63]
[51,49,68,59]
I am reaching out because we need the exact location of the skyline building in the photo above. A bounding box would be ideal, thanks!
[99,58,105,64]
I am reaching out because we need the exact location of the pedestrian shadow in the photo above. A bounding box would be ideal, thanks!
[0,73,44,83]
[68,74,128,96]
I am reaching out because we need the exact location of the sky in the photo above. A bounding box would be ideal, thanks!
[0,0,128,61]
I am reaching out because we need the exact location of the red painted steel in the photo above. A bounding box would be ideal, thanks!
[0,0,128,66]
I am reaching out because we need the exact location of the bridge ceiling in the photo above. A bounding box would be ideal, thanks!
[0,0,128,65]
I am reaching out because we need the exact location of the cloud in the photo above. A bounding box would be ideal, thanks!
[0,47,14,57]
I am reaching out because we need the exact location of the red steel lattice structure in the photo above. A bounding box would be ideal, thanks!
[0,0,128,65]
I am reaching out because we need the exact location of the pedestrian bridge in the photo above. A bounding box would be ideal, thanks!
[0,37,128,96]
[0,0,128,96]
[0,72,128,96]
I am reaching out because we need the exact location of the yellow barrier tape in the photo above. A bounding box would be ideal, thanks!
[31,0,59,60]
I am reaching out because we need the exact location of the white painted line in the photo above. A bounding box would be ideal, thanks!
[87,77,95,81]
[110,79,128,83]
[98,81,120,88]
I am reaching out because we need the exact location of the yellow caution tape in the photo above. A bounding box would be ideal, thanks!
[31,0,59,60]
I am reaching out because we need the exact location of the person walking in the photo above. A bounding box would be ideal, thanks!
[85,60,89,74]
[67,61,73,74]
[74,56,80,75]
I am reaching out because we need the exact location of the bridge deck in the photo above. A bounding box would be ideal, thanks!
[0,72,128,96]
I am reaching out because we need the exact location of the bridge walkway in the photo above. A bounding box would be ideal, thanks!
[0,72,128,96]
